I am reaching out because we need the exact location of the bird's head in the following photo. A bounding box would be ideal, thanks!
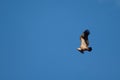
[77,48,81,50]
[77,48,84,53]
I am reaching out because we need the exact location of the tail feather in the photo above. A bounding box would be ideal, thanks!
[88,47,92,52]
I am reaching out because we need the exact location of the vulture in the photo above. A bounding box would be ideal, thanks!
[77,29,92,53]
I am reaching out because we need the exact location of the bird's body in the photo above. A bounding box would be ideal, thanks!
[77,29,92,53]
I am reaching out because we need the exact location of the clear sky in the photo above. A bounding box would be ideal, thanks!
[0,0,120,80]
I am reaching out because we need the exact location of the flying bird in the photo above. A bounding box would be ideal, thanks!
[77,29,92,53]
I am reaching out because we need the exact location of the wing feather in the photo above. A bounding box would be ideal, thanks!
[80,29,90,48]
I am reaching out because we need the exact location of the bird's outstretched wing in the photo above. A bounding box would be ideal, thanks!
[80,29,90,47]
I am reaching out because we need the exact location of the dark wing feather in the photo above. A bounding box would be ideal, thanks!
[80,29,90,46]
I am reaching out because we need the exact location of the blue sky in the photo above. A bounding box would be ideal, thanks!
[0,0,120,80]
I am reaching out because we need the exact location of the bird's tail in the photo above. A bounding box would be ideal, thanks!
[88,47,92,52]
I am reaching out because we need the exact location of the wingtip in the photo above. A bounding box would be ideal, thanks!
[84,29,90,35]
[77,50,84,54]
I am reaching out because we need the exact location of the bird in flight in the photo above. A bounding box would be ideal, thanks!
[77,29,92,53]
